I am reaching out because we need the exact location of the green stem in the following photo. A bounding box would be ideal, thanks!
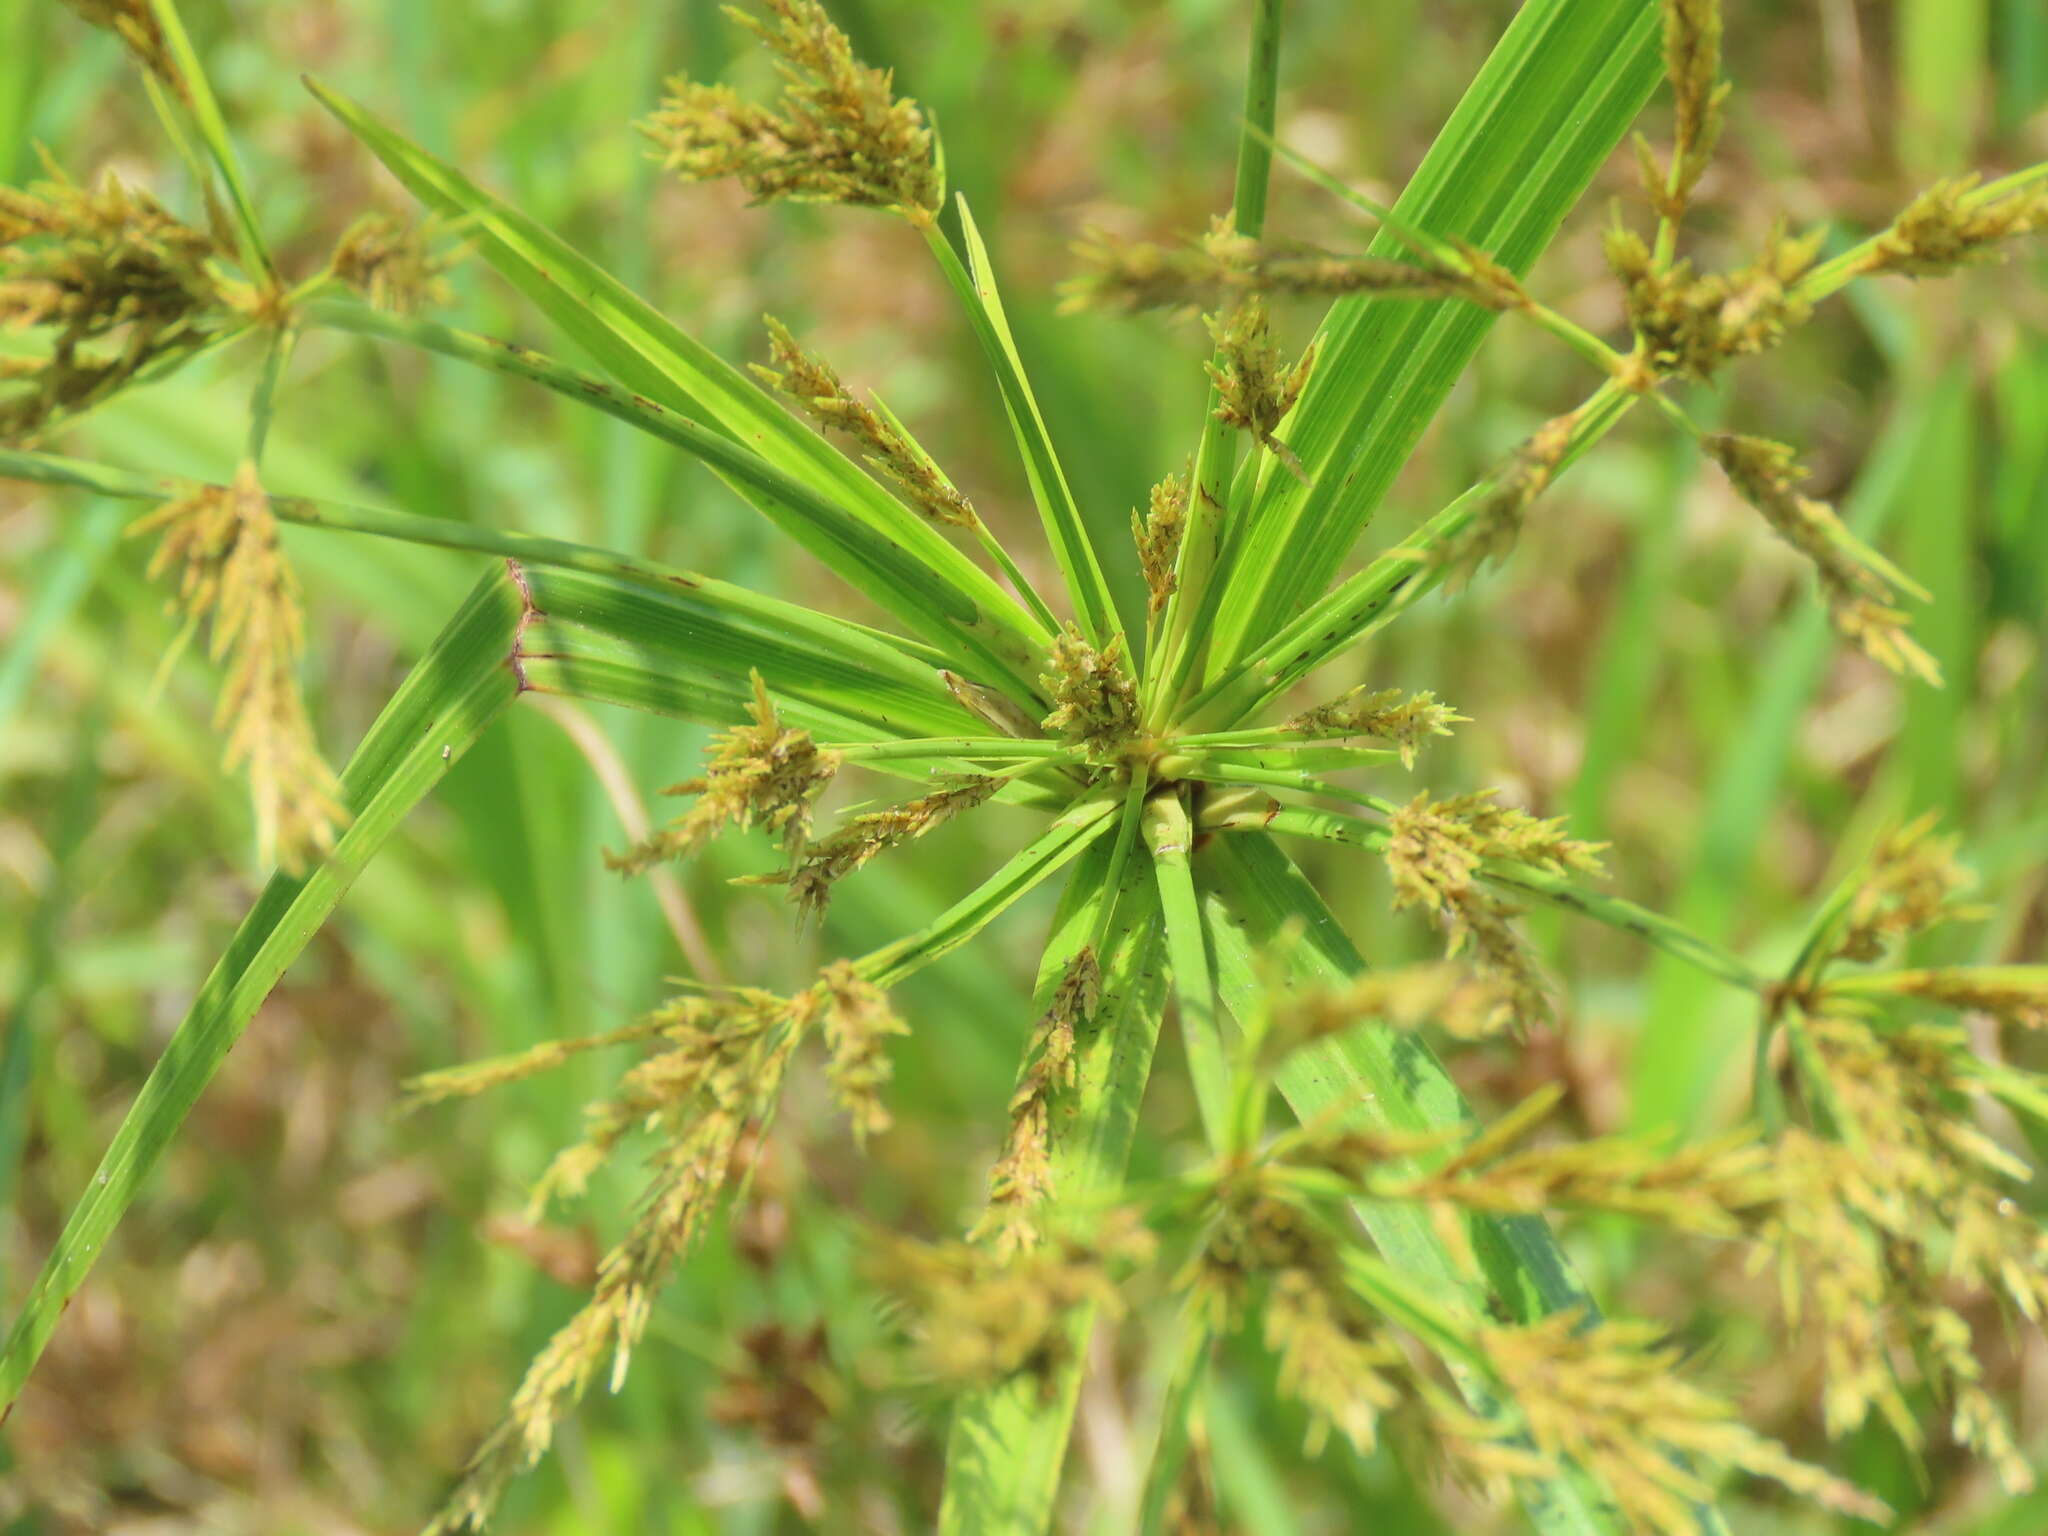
[1184,378,1641,730]
[146,0,276,283]
[244,322,296,467]
[1146,0,1287,725]
[825,737,1072,763]
[924,214,1120,646]
[1260,803,1766,993]
[1145,792,1232,1151]
[1135,1312,1215,1536]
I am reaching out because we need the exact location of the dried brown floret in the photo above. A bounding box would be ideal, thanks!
[1283,685,1462,768]
[130,464,347,873]
[642,0,940,222]
[1204,296,1311,466]
[1133,470,1188,618]
[1859,174,2048,279]
[607,672,840,875]
[1475,1312,1885,1532]
[328,213,450,316]
[1704,433,1941,685]
[752,315,977,527]
[1039,627,1141,758]
[1,169,225,442]
[1606,221,1821,381]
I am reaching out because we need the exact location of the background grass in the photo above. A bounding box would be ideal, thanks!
[2,0,2045,1530]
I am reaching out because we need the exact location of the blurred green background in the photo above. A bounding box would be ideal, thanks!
[2,0,2045,1530]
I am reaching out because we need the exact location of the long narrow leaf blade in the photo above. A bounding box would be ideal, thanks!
[1205,0,1661,670]
[930,203,1122,643]
[0,568,528,1411]
[305,81,1053,700]
[1195,831,1628,1536]
[939,839,1168,1534]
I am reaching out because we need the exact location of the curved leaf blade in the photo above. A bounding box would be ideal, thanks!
[938,838,1168,1534]
[0,568,527,1412]
[1205,0,1662,671]
[304,81,1053,700]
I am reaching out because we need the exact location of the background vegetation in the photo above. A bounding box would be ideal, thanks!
[2,0,2045,1530]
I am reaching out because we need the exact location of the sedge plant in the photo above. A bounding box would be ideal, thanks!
[5,0,2048,1530]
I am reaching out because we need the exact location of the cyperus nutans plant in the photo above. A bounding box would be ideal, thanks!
[5,0,2048,1531]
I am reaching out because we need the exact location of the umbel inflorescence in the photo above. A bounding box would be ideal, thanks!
[5,0,2048,1532]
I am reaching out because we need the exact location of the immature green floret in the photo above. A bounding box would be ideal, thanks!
[642,0,941,221]
[1039,627,1141,757]
[1858,174,2048,278]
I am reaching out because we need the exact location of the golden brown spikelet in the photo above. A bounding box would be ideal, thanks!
[607,672,840,875]
[973,948,1099,1255]
[129,463,347,873]
[752,315,977,527]
[1282,685,1462,768]
[1474,1312,1885,1532]
[642,0,941,221]
[1704,434,1942,685]
[1133,470,1188,618]
[328,213,451,316]
[1,170,224,443]
[1384,790,1604,1030]
[1039,627,1141,758]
